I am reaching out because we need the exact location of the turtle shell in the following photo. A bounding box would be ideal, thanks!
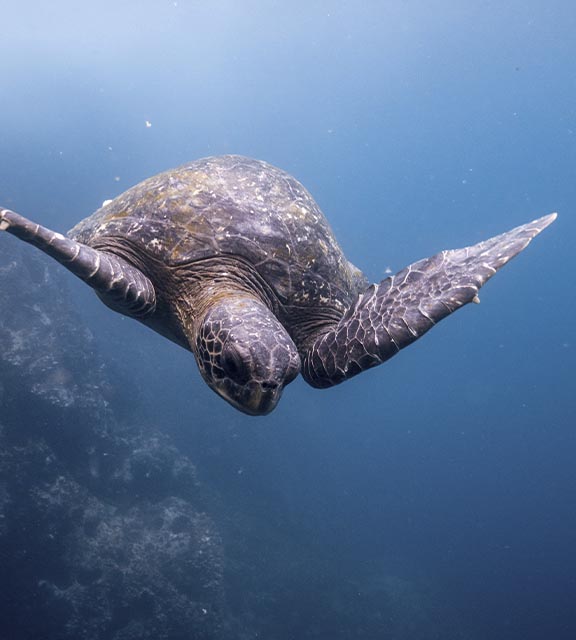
[70,155,366,313]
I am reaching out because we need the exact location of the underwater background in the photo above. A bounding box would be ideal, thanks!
[1,1,575,639]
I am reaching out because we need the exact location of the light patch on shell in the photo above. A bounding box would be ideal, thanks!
[148,238,163,250]
[102,199,114,207]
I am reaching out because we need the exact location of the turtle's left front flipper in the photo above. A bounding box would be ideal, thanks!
[302,213,557,388]
[1,207,156,318]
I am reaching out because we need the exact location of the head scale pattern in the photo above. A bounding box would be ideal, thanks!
[195,297,300,415]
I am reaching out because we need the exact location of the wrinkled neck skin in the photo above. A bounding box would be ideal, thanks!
[170,257,301,415]
[171,255,279,340]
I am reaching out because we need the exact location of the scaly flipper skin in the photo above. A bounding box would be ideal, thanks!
[302,213,557,388]
[0,208,156,318]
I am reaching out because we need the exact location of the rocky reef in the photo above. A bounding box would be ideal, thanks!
[0,237,225,640]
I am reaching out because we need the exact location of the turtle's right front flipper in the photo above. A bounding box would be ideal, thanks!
[302,213,557,388]
[1,207,156,318]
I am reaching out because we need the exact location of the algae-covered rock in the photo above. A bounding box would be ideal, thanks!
[0,237,226,640]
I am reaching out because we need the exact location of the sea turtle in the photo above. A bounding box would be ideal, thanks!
[0,155,556,415]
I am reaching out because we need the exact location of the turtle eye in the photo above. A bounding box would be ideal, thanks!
[222,343,250,385]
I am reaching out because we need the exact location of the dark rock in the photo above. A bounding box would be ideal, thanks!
[0,238,112,413]
[0,237,226,640]
[41,494,224,640]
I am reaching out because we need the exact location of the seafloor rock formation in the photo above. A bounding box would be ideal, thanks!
[0,238,225,640]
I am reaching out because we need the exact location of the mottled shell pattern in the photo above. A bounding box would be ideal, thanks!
[70,155,366,316]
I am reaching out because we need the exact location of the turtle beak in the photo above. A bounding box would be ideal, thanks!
[217,380,284,416]
[246,385,282,416]
[242,383,283,416]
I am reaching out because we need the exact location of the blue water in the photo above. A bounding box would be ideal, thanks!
[1,2,575,638]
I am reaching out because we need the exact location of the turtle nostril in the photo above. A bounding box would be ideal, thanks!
[261,381,278,391]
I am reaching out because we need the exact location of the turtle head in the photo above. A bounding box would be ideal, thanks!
[194,298,300,416]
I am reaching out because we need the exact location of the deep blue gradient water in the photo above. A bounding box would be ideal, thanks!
[1,2,575,638]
